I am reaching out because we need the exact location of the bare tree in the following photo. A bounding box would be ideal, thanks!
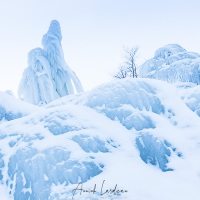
[113,46,139,79]
[114,66,128,79]
[124,46,138,78]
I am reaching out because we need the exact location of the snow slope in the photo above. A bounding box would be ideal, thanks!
[0,91,38,122]
[0,78,200,200]
[139,44,200,84]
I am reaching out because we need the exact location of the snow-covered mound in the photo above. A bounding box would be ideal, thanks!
[48,78,197,130]
[0,104,133,200]
[0,91,38,122]
[139,44,200,84]
[18,20,83,105]
[1,79,200,200]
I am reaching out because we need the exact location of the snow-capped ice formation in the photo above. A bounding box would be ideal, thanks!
[42,20,83,96]
[1,78,200,200]
[139,44,200,84]
[18,20,83,105]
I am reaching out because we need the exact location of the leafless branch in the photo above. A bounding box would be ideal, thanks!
[113,46,139,79]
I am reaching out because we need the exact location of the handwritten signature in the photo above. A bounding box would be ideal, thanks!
[72,180,128,199]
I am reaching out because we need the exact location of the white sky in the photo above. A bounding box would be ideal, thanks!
[0,0,200,95]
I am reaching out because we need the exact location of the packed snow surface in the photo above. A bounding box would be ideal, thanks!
[1,78,200,200]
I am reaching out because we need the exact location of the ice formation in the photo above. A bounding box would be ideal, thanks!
[139,44,200,84]
[1,78,200,199]
[138,44,200,118]
[18,20,83,105]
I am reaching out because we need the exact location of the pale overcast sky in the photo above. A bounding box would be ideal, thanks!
[0,0,200,95]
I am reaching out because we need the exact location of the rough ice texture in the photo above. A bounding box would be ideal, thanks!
[136,132,182,172]
[7,147,102,200]
[139,44,200,84]
[18,20,83,105]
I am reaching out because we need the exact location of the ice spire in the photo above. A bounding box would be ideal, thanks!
[42,20,83,97]
[18,20,83,105]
